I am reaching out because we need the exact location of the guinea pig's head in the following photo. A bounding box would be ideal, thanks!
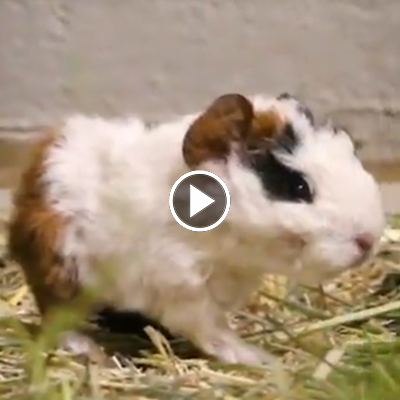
[182,93,386,283]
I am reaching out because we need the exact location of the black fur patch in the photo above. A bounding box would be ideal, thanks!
[250,153,313,203]
[248,123,313,203]
[277,92,294,101]
[271,123,298,154]
[277,92,315,126]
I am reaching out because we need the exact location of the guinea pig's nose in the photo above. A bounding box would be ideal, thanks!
[354,233,374,253]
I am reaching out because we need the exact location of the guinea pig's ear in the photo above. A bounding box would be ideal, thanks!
[182,93,287,168]
[182,94,255,168]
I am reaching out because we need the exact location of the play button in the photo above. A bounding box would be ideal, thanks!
[190,185,215,217]
[169,170,230,232]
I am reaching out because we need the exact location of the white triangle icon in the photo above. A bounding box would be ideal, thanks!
[190,184,215,218]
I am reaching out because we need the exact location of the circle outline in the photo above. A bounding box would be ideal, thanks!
[169,170,231,232]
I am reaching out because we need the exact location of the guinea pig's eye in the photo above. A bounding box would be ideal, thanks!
[291,175,312,203]
[271,167,313,203]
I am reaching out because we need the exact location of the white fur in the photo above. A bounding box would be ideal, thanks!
[41,94,385,365]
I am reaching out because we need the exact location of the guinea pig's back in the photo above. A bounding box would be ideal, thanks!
[41,114,193,254]
[42,116,136,214]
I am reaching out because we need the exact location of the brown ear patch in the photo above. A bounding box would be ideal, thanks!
[182,94,287,168]
[182,94,254,168]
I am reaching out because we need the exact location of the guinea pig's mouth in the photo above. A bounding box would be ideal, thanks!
[294,242,375,285]
[322,250,374,282]
[348,250,374,270]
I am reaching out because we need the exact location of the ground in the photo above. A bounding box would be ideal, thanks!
[1,212,400,400]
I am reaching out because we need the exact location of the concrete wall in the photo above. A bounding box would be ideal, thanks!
[0,0,400,205]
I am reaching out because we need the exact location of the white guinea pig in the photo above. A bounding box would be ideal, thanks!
[7,93,385,365]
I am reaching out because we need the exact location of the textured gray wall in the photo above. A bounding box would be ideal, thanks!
[0,0,400,211]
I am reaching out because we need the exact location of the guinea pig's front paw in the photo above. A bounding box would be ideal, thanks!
[59,330,106,362]
[201,333,274,367]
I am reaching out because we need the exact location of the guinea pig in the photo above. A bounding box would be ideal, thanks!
[7,92,385,366]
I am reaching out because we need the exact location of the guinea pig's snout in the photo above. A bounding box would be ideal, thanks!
[353,232,374,254]
[350,231,379,268]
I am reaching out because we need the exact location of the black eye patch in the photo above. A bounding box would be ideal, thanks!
[249,151,313,203]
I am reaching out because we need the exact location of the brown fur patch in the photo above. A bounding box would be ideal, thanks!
[7,126,80,316]
[182,94,286,168]
[182,94,253,167]
[247,111,286,151]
